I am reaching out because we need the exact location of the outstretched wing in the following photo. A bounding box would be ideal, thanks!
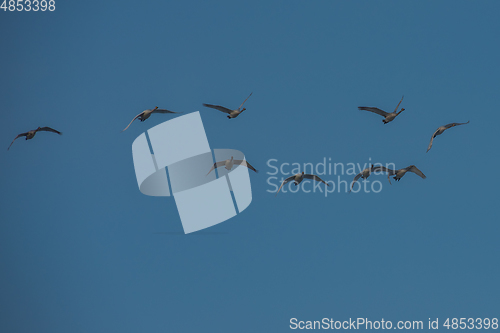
[393,95,404,113]
[372,165,396,175]
[275,175,296,197]
[427,121,469,152]
[122,112,143,132]
[406,165,426,179]
[303,174,329,185]
[444,120,470,129]
[233,160,258,173]
[238,92,253,110]
[203,103,232,114]
[426,128,441,152]
[7,132,29,150]
[349,172,363,192]
[152,109,181,114]
[206,161,227,176]
[358,107,389,117]
[37,127,62,135]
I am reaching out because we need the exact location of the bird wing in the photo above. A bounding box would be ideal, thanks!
[202,104,232,114]
[7,132,29,150]
[37,127,62,135]
[426,128,441,152]
[238,92,253,110]
[393,95,404,113]
[406,165,426,179]
[152,109,181,114]
[444,120,470,129]
[233,160,258,173]
[122,112,143,132]
[358,107,389,117]
[349,172,363,192]
[275,175,296,197]
[372,165,396,175]
[206,161,227,175]
[303,174,329,185]
[427,121,469,152]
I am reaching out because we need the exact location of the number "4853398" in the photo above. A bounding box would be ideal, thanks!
[1,0,55,11]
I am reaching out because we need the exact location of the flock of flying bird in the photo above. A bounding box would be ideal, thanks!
[275,95,469,195]
[6,94,254,150]
[7,95,469,195]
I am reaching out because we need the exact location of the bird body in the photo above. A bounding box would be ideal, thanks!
[358,95,405,124]
[275,171,329,196]
[206,156,258,175]
[25,130,37,140]
[225,157,235,170]
[122,106,181,132]
[360,167,371,179]
[228,110,243,119]
[394,169,408,180]
[385,165,426,182]
[291,172,306,185]
[383,113,399,123]
[8,126,62,150]
[349,164,391,192]
[426,121,469,152]
[203,93,252,119]
[138,109,154,122]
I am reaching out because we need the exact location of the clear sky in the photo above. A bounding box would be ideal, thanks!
[1,1,499,332]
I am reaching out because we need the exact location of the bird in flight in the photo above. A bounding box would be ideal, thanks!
[383,165,427,183]
[203,92,252,119]
[358,95,405,124]
[426,121,469,152]
[8,126,62,150]
[275,171,330,196]
[207,156,258,175]
[122,107,181,132]
[349,164,393,192]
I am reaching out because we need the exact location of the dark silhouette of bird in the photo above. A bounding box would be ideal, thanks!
[203,93,252,119]
[8,127,62,150]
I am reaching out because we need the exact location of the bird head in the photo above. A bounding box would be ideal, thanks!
[240,108,246,112]
[397,108,405,115]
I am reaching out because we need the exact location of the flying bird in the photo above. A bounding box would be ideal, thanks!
[349,164,392,192]
[8,127,62,150]
[426,121,470,152]
[203,92,252,119]
[358,95,405,124]
[207,156,258,175]
[384,165,427,182]
[275,171,330,196]
[122,107,181,132]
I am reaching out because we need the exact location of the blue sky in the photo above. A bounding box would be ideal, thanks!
[1,1,499,332]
